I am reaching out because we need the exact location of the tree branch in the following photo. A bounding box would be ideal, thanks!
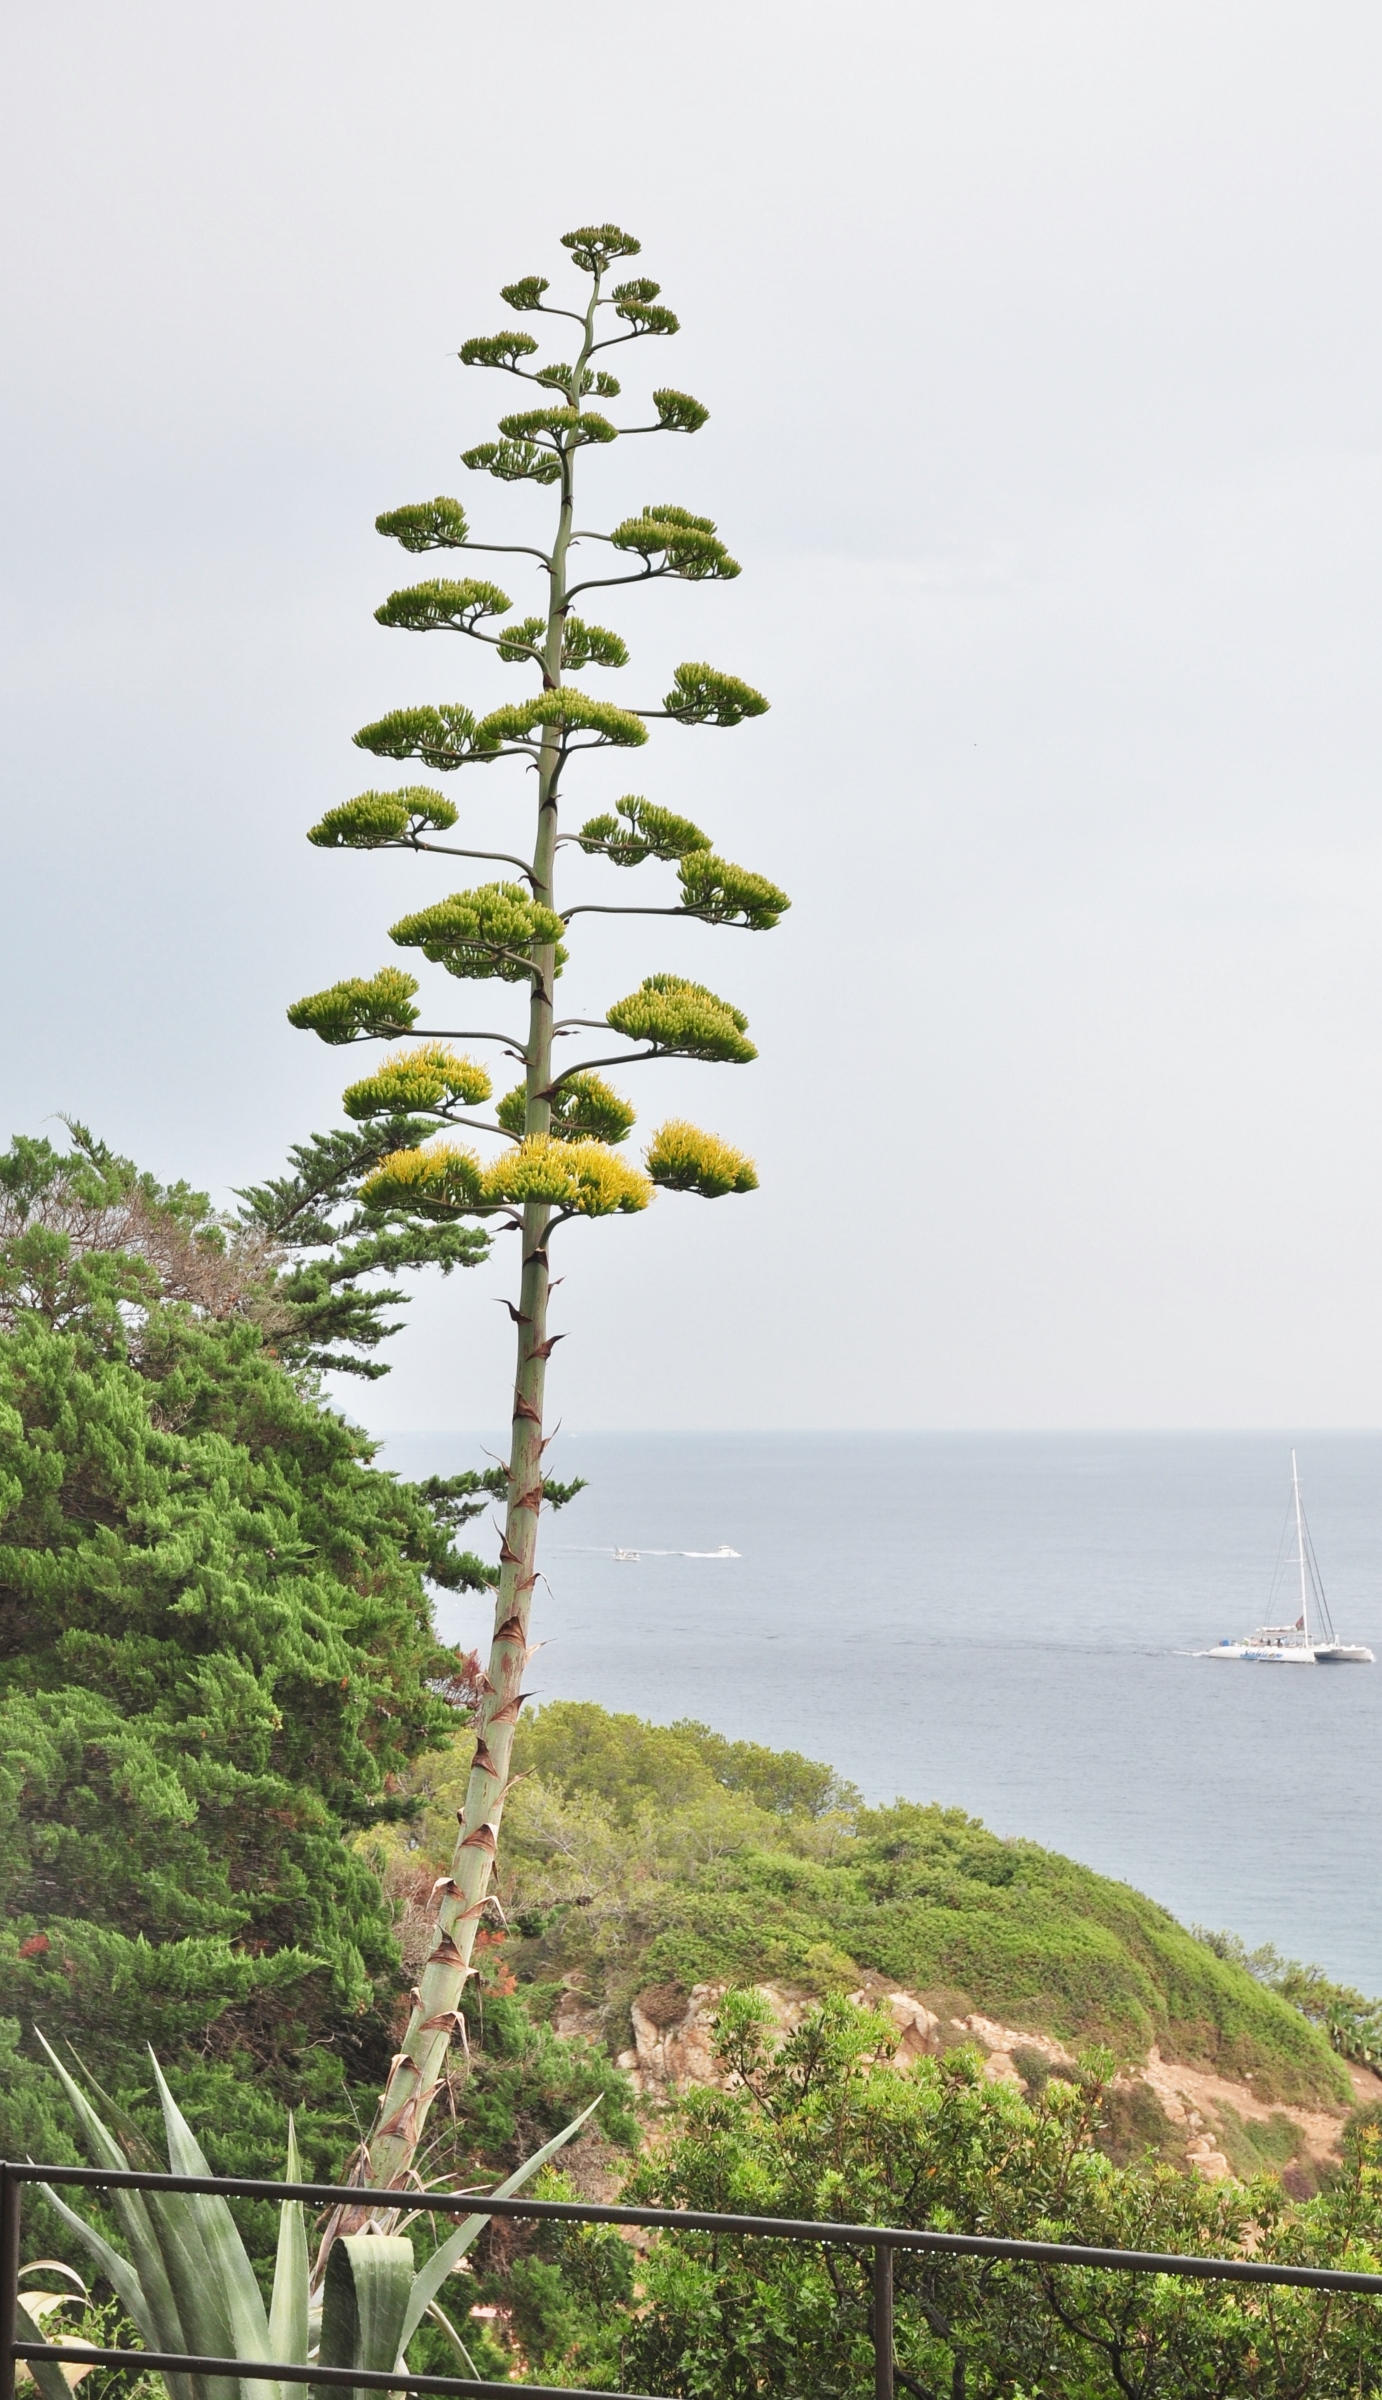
[564,568,664,601]
[406,1027,531,1057]
[561,902,711,921]
[540,1049,678,1095]
[447,540,554,566]
[418,1111,523,1145]
[438,624,545,664]
[383,839,537,878]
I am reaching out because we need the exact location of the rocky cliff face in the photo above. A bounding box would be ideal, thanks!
[553,1974,1376,2194]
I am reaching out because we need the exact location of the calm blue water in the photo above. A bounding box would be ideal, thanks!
[377,1431,1382,1995]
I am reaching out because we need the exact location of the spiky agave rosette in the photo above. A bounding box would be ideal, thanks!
[28,2032,597,2400]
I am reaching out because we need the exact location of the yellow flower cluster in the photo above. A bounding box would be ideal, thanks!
[486,1135,651,1215]
[343,1044,492,1121]
[362,1133,652,1219]
[362,1142,484,1211]
[645,1120,758,1198]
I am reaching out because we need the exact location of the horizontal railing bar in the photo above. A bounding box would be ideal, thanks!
[10,2163,1382,2294]
[15,2343,663,2400]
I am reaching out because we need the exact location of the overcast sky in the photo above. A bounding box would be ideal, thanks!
[4,3,1382,1431]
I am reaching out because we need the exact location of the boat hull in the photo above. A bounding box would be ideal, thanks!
[1198,1642,1318,1662]
[1196,1639,1374,1663]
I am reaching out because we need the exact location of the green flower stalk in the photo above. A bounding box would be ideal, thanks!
[289,222,787,2193]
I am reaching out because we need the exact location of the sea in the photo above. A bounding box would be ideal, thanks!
[376,1430,1382,1998]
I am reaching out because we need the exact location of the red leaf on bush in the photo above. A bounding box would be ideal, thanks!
[19,1933,49,1958]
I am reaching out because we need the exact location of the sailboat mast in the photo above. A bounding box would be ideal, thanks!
[1292,1448,1311,1642]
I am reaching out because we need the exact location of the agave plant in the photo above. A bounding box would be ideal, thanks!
[24,2036,597,2400]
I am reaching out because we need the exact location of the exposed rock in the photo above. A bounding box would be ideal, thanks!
[560,2129,626,2203]
[963,2014,1076,2071]
[579,1982,1357,2187]
[553,1987,601,2041]
[853,1986,944,2061]
[627,1980,814,2092]
[1184,2132,1233,2181]
[1139,2044,1343,2183]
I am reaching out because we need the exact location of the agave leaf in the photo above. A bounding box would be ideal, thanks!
[30,2042,130,2175]
[313,2237,415,2400]
[422,2298,483,2382]
[398,2095,601,2349]
[125,2166,247,2400]
[19,2267,89,2296]
[14,2297,83,2400]
[145,2054,273,2400]
[49,2053,163,2172]
[33,2036,189,2372]
[34,2184,152,2340]
[268,2117,309,2370]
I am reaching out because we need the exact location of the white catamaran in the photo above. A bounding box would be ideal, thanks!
[1197,1451,1374,1665]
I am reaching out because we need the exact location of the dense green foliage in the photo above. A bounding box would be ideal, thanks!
[0,1127,507,2203]
[501,1997,1382,2400]
[374,1704,1347,2103]
[8,1124,1377,2399]
[235,1117,492,1380]
[1196,1927,1382,2071]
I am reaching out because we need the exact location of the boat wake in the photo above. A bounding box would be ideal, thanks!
[552,1544,742,1562]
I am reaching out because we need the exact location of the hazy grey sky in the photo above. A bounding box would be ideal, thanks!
[4,3,1382,1430]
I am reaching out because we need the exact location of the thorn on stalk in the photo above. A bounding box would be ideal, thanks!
[452,1893,506,1924]
[487,1689,534,1726]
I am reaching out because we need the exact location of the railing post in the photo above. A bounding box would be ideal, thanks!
[0,2164,20,2400]
[872,2241,894,2400]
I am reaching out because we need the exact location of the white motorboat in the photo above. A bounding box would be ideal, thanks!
[613,1547,639,1563]
[1197,1451,1374,1665]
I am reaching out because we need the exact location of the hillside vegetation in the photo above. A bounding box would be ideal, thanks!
[370,1701,1349,2106]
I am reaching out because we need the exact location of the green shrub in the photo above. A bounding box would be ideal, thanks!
[384,1702,1348,2102]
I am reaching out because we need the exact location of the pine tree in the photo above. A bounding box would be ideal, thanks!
[289,222,787,2188]
[0,1127,476,2183]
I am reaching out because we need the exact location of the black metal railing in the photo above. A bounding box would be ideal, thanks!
[5,2158,1382,2400]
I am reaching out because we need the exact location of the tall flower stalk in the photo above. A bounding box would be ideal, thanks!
[289,222,787,2191]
